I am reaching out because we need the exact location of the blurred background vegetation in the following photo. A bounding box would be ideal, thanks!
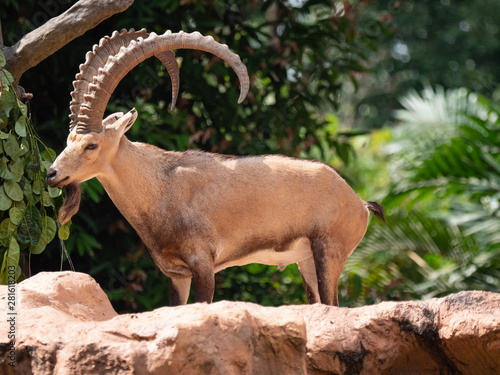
[1,0,499,311]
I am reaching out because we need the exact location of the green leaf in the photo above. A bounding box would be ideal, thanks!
[0,131,9,139]
[44,148,57,163]
[15,118,26,137]
[19,139,29,156]
[42,191,53,206]
[21,178,32,199]
[8,236,20,266]
[0,218,16,240]
[32,179,42,195]
[0,236,20,283]
[9,206,25,225]
[58,220,71,240]
[31,193,40,205]
[30,215,57,255]
[19,102,28,118]
[0,89,16,117]
[9,158,23,181]
[29,233,47,254]
[0,157,13,179]
[0,51,5,68]
[0,185,12,210]
[4,179,23,201]
[3,134,20,158]
[48,186,61,198]
[41,160,52,173]
[44,216,57,243]
[17,205,41,246]
[0,69,14,87]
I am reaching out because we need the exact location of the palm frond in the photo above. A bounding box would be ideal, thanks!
[346,87,500,305]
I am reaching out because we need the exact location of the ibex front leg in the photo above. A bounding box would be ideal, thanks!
[297,257,320,304]
[169,277,191,306]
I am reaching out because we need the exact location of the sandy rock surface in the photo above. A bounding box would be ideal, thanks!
[1,271,499,374]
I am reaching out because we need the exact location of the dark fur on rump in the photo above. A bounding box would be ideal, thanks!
[365,201,385,223]
[58,182,81,225]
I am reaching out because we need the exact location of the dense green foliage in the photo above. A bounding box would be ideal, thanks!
[1,0,499,310]
[346,0,500,130]
[0,51,69,284]
[341,89,500,305]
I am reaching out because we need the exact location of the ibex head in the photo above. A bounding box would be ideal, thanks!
[46,29,249,224]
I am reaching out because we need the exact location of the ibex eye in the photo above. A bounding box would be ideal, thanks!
[85,144,98,151]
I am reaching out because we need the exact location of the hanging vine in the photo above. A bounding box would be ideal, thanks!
[0,50,69,283]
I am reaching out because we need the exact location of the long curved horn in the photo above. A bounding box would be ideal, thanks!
[70,28,180,132]
[155,50,180,112]
[75,30,249,134]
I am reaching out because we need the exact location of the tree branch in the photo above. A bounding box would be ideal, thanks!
[2,0,134,85]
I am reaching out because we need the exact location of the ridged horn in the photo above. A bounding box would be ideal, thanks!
[70,28,180,133]
[76,30,249,133]
[155,50,180,112]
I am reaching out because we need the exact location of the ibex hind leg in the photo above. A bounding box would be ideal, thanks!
[297,257,320,304]
[310,238,346,306]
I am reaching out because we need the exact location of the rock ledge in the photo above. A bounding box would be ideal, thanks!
[1,271,499,374]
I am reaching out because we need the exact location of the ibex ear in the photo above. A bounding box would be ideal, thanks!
[103,112,124,126]
[105,108,138,136]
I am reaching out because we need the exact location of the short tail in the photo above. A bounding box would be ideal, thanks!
[365,201,385,223]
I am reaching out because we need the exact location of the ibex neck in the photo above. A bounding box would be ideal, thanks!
[97,137,173,229]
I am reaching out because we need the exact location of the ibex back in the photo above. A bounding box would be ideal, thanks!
[46,29,384,306]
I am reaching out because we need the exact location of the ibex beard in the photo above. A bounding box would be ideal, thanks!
[57,182,81,225]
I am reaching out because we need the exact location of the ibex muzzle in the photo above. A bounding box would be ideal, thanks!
[47,29,384,306]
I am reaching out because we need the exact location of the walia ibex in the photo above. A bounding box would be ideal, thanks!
[46,29,384,306]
